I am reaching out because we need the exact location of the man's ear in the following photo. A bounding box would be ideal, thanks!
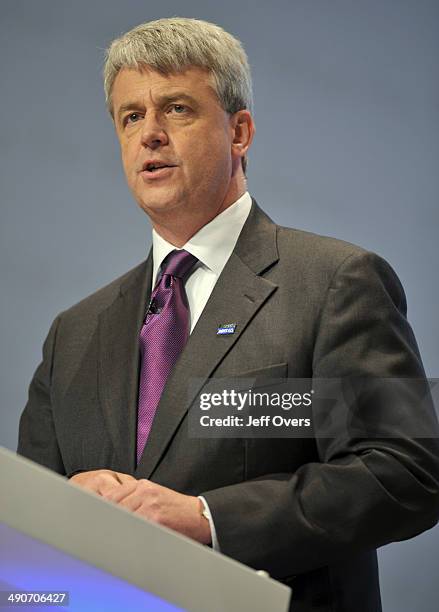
[230,109,255,160]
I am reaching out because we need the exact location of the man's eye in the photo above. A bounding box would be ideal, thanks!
[125,112,142,125]
[169,104,187,114]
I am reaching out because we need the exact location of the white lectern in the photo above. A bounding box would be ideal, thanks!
[0,447,291,611]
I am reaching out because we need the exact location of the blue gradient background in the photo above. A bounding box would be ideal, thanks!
[1,1,438,610]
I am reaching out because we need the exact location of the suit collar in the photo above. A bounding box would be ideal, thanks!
[234,197,279,274]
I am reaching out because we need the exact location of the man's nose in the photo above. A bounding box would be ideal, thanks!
[140,113,168,149]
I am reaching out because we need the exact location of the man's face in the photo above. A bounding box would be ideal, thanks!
[111,66,243,228]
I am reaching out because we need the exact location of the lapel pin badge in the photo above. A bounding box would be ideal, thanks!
[217,323,237,336]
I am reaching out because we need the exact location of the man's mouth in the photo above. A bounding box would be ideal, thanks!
[143,162,175,173]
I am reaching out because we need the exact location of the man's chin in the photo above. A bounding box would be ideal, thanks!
[137,195,183,219]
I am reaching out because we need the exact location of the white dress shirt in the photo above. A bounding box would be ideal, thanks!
[150,190,253,550]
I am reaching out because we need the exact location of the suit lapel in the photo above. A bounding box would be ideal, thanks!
[136,201,279,478]
[98,253,153,474]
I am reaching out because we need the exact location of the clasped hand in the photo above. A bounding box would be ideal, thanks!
[69,469,211,545]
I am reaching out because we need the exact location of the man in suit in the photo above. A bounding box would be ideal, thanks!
[18,17,439,611]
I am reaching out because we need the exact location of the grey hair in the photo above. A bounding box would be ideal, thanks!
[103,17,253,173]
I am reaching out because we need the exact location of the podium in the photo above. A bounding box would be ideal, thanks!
[0,447,291,611]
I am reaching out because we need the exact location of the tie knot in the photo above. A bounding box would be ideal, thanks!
[161,249,198,280]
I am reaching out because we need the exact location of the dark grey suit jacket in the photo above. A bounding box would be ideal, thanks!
[18,201,439,612]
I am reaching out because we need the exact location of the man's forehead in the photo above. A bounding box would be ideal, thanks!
[112,65,216,106]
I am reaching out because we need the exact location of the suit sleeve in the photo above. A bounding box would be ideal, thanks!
[17,316,66,475]
[201,251,439,578]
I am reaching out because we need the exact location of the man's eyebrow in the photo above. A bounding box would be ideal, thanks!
[116,93,198,121]
[155,92,199,106]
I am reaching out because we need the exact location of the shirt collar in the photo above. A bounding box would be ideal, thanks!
[152,191,252,284]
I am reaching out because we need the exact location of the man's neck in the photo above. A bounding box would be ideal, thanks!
[151,182,247,247]
[151,206,233,247]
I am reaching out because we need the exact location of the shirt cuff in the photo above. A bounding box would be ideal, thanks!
[198,495,220,551]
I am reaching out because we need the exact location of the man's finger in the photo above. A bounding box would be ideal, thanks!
[103,480,138,503]
[115,472,136,484]
[117,490,144,513]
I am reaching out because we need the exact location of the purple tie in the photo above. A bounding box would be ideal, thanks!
[136,249,198,464]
